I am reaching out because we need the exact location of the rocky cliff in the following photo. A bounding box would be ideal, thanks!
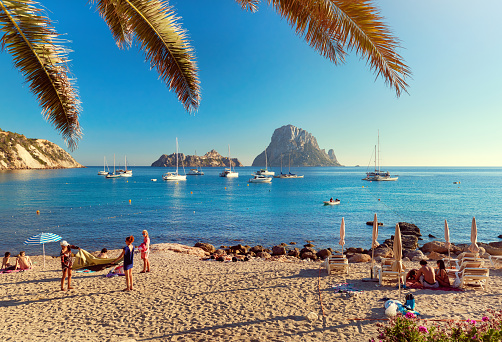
[151,149,243,167]
[252,125,342,167]
[0,129,83,170]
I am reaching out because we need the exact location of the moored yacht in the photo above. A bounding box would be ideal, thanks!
[163,138,187,181]
[219,145,238,178]
[362,131,398,181]
[249,174,272,183]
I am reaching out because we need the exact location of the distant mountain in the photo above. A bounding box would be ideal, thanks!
[0,128,83,170]
[251,125,342,167]
[151,149,243,167]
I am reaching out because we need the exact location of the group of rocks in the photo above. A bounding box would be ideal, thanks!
[194,222,502,263]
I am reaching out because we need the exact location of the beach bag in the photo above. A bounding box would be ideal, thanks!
[453,276,461,288]
[405,293,415,310]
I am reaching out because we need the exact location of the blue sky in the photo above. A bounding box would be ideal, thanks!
[1,0,501,166]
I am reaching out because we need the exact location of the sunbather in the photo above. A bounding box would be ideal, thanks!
[1,252,15,270]
[97,248,109,259]
[15,251,33,270]
[435,260,450,287]
[414,260,439,288]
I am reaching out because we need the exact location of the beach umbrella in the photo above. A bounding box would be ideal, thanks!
[468,217,480,254]
[391,223,404,300]
[371,213,379,279]
[339,217,346,255]
[444,220,451,262]
[24,232,62,268]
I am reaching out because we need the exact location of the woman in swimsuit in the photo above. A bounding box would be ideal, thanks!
[112,236,135,291]
[435,260,450,287]
[60,241,80,291]
[140,230,150,273]
[15,251,33,270]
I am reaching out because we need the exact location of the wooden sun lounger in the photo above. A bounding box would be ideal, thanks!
[324,255,349,274]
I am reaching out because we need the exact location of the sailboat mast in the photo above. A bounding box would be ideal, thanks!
[265,148,268,170]
[378,129,380,173]
[125,156,127,172]
[176,138,179,173]
[374,145,377,172]
[228,145,232,172]
[113,154,116,173]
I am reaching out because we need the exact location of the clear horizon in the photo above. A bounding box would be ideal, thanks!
[1,0,500,167]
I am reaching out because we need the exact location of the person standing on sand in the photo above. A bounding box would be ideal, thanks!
[60,241,80,291]
[140,230,150,273]
[15,251,33,270]
[112,236,135,291]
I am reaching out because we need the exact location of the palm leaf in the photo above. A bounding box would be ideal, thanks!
[95,0,200,112]
[90,0,133,49]
[268,0,410,96]
[0,0,81,149]
[235,0,259,12]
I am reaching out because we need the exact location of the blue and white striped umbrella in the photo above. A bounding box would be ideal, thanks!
[24,232,62,245]
[24,232,62,268]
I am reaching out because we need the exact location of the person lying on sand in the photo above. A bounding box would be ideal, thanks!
[15,251,33,270]
[414,260,439,288]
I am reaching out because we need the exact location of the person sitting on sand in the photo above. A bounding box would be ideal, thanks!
[2,252,15,270]
[435,260,450,287]
[60,241,80,291]
[414,260,439,288]
[97,248,109,259]
[15,251,33,270]
[406,269,418,282]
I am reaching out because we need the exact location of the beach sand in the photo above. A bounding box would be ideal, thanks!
[0,244,500,342]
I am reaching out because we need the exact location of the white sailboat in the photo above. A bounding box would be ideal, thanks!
[362,130,398,181]
[187,150,204,175]
[106,154,121,178]
[276,154,303,179]
[219,145,238,178]
[98,156,109,175]
[255,148,274,176]
[120,156,133,177]
[163,138,187,181]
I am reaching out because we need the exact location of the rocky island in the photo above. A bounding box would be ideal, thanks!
[252,124,342,167]
[151,149,243,167]
[0,129,83,170]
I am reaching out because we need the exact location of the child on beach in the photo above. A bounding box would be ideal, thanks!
[60,241,80,291]
[140,230,150,273]
[112,236,135,291]
[1,252,15,270]
[97,248,109,259]
[15,251,33,270]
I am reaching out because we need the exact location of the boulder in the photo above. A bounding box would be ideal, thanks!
[229,244,248,254]
[272,245,287,256]
[304,243,315,248]
[421,241,449,254]
[348,253,371,263]
[428,234,436,238]
[263,248,272,254]
[300,251,317,260]
[398,222,422,237]
[404,250,426,261]
[346,247,364,254]
[382,235,418,250]
[213,249,227,255]
[290,242,297,245]
[489,241,502,248]
[460,245,486,255]
[247,251,256,257]
[288,248,300,258]
[250,245,264,253]
[300,247,316,255]
[256,251,271,259]
[316,249,332,260]
[374,246,393,258]
[194,242,215,254]
[479,243,502,256]
[427,251,446,260]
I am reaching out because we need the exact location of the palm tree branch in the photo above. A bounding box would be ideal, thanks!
[90,0,133,49]
[0,0,81,149]
[119,0,200,112]
[235,0,259,12]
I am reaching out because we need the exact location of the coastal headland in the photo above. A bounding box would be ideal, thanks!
[0,242,500,341]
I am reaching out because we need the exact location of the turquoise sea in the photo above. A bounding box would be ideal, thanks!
[1,166,501,256]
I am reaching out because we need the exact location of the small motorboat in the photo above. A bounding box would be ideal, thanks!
[151,179,157,182]
[453,181,460,184]
[366,221,383,226]
[249,175,272,183]
[323,199,340,205]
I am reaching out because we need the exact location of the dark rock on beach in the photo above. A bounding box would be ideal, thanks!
[250,245,264,253]
[194,242,215,254]
[348,253,371,263]
[290,242,297,245]
[229,244,248,254]
[257,251,271,259]
[288,248,300,258]
[316,249,332,260]
[300,251,317,260]
[398,222,422,237]
[214,249,227,255]
[373,246,393,258]
[428,234,436,238]
[304,243,315,248]
[498,235,502,239]
[272,246,287,256]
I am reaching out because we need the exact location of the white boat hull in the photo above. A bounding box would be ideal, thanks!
[120,172,132,177]
[98,171,108,175]
[324,201,340,205]
[162,173,187,181]
[255,170,275,176]
[249,176,272,183]
[220,169,238,178]
[106,173,120,178]
[187,169,204,176]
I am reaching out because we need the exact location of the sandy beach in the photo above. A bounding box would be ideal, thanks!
[0,244,501,342]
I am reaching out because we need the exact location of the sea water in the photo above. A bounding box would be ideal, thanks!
[0,166,501,256]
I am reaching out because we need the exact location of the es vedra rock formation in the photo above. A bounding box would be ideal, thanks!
[252,124,342,167]
[151,149,243,167]
[0,128,83,170]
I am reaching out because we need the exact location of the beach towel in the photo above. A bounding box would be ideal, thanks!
[73,249,123,271]
[0,269,21,274]
[406,281,464,291]
[332,283,364,294]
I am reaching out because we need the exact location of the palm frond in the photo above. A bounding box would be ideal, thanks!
[90,0,133,49]
[268,0,346,64]
[235,0,260,12]
[268,0,410,96]
[114,0,200,112]
[0,0,82,149]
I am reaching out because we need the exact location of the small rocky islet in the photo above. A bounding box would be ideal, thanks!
[194,222,502,263]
